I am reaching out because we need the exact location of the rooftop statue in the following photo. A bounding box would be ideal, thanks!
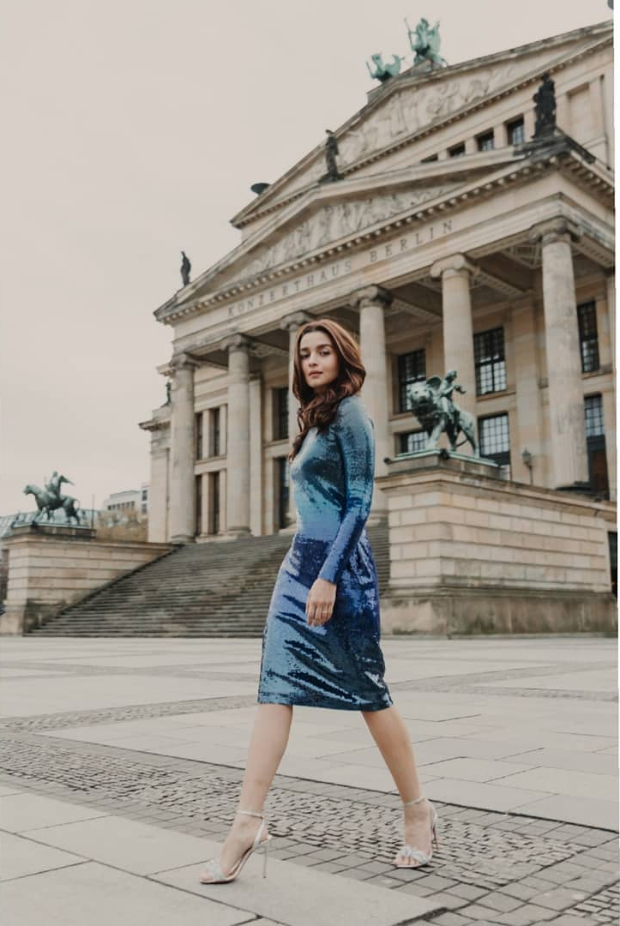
[406,370,480,456]
[320,129,343,182]
[405,16,448,68]
[180,251,191,286]
[366,52,403,83]
[533,72,556,138]
[21,471,82,525]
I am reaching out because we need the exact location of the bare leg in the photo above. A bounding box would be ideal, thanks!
[201,704,293,880]
[361,704,433,867]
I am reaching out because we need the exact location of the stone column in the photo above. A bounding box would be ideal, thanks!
[607,270,615,375]
[351,285,392,519]
[280,310,313,528]
[222,334,252,536]
[430,254,478,425]
[601,389,617,503]
[168,352,200,543]
[530,218,589,490]
[512,300,544,485]
[249,374,263,536]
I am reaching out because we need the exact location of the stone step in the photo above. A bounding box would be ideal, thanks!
[30,523,389,637]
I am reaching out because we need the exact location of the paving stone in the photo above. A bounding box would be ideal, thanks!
[458,905,507,921]
[539,863,590,884]
[532,888,587,911]
[431,913,474,926]
[496,883,540,902]
[493,904,559,923]
[413,891,468,910]
[543,916,599,926]
[448,884,490,901]
[477,892,524,913]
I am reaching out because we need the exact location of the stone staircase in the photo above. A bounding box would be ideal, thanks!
[29,523,390,637]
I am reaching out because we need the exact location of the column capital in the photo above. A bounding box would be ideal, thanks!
[529,217,582,247]
[221,332,252,354]
[430,254,477,279]
[279,311,313,332]
[350,285,393,310]
[169,351,201,374]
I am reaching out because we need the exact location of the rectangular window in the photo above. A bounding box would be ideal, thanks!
[448,142,466,158]
[276,457,290,529]
[474,327,507,395]
[397,349,426,413]
[195,475,202,535]
[209,407,221,457]
[578,301,600,373]
[608,531,617,599]
[273,387,289,441]
[479,413,511,478]
[506,117,525,145]
[195,412,203,460]
[585,393,605,437]
[420,153,439,163]
[208,472,220,534]
[398,431,427,454]
[585,394,608,497]
[477,130,495,151]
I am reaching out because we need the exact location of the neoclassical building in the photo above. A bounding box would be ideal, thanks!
[140,21,615,550]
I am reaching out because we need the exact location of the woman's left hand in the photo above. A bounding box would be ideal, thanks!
[306,578,336,626]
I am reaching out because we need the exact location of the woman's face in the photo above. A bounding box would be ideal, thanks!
[299,330,339,393]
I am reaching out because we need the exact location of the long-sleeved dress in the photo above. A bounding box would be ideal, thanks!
[257,393,393,711]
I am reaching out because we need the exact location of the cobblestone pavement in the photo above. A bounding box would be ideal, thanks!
[1,697,618,926]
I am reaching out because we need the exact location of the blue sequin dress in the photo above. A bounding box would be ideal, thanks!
[257,394,393,711]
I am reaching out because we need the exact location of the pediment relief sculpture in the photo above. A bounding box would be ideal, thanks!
[223,183,461,287]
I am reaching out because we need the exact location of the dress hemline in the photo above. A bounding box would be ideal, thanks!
[256,697,393,712]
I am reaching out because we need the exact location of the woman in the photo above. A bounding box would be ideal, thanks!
[200,318,438,884]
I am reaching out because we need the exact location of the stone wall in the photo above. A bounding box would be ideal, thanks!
[0,526,172,634]
[376,453,617,635]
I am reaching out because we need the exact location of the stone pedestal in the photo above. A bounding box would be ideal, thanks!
[168,353,199,543]
[430,254,478,425]
[531,218,589,490]
[375,453,617,635]
[222,334,252,536]
[0,524,171,634]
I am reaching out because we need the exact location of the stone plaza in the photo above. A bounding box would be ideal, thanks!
[0,635,617,925]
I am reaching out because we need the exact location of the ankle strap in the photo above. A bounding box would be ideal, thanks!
[403,795,426,806]
[238,809,264,818]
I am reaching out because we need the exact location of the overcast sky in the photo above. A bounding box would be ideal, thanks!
[0,0,612,515]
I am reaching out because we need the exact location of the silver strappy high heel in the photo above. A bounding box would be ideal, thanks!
[199,809,272,883]
[394,794,439,868]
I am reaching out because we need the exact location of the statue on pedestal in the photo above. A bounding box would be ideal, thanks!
[320,130,343,182]
[406,370,479,456]
[533,73,556,138]
[21,471,82,525]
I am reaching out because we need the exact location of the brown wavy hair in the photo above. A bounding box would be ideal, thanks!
[287,318,366,462]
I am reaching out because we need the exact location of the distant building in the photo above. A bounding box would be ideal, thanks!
[102,483,149,518]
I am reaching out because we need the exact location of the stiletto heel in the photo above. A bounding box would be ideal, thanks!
[199,809,272,884]
[262,831,269,878]
[394,794,439,869]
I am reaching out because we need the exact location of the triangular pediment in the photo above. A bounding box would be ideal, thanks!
[173,150,527,305]
[231,21,611,230]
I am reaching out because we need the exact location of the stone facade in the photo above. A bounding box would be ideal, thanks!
[140,22,615,578]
